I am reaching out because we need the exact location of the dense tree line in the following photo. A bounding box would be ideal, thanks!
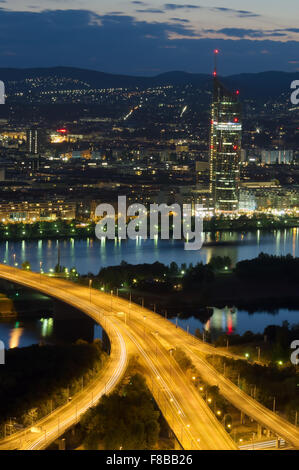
[80,373,160,450]
[213,322,299,363]
[206,214,299,232]
[1,214,299,242]
[235,253,299,281]
[0,220,95,241]
[97,261,169,290]
[0,341,106,437]
[215,330,264,348]
[208,352,299,422]
[94,257,229,292]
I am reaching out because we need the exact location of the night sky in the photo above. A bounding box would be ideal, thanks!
[0,1,298,75]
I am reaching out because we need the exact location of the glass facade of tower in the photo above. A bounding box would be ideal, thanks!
[209,79,242,212]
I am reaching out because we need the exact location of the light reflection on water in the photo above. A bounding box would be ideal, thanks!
[9,324,24,349]
[0,229,298,275]
[0,317,54,350]
[170,307,299,339]
[0,316,102,350]
[0,230,299,345]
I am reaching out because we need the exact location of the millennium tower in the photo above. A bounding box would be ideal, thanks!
[209,50,242,212]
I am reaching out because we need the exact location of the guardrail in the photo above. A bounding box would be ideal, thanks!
[239,438,286,450]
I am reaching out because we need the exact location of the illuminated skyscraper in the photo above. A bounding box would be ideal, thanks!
[209,51,242,212]
[26,128,45,155]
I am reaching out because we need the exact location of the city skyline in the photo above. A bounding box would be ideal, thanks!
[1,0,299,454]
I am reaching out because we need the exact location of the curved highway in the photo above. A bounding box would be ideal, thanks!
[1,264,298,449]
[0,265,127,450]
[0,265,237,450]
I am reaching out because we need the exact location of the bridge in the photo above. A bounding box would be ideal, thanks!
[0,265,298,450]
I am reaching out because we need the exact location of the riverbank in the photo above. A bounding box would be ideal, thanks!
[123,275,299,316]
[93,255,299,315]
[1,214,299,241]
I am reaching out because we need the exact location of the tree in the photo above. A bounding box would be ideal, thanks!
[169,262,179,276]
[22,261,31,271]
[81,374,160,450]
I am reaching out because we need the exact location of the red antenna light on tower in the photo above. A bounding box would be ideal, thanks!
[213,49,219,77]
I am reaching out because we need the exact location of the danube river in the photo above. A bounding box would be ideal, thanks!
[2,307,299,350]
[0,229,298,274]
[1,229,299,349]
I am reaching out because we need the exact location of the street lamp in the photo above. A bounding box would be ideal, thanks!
[256,346,261,362]
[40,261,43,282]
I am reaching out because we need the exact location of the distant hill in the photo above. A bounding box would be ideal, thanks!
[0,66,297,100]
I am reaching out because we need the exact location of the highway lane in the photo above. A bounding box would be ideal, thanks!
[0,266,128,450]
[113,315,236,450]
[4,264,298,449]
[123,304,299,449]
[0,266,237,450]
[79,287,299,450]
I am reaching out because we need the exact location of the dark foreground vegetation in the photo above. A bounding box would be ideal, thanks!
[52,358,174,450]
[81,373,160,450]
[0,341,106,438]
[78,253,299,312]
[208,353,299,424]
[213,321,299,365]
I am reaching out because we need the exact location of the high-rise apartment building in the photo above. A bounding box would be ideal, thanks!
[26,128,43,155]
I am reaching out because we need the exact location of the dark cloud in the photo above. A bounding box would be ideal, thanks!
[0,9,297,75]
[136,8,165,13]
[162,4,260,17]
[213,7,260,18]
[206,28,288,38]
[170,17,190,23]
[164,4,201,10]
[283,28,299,33]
